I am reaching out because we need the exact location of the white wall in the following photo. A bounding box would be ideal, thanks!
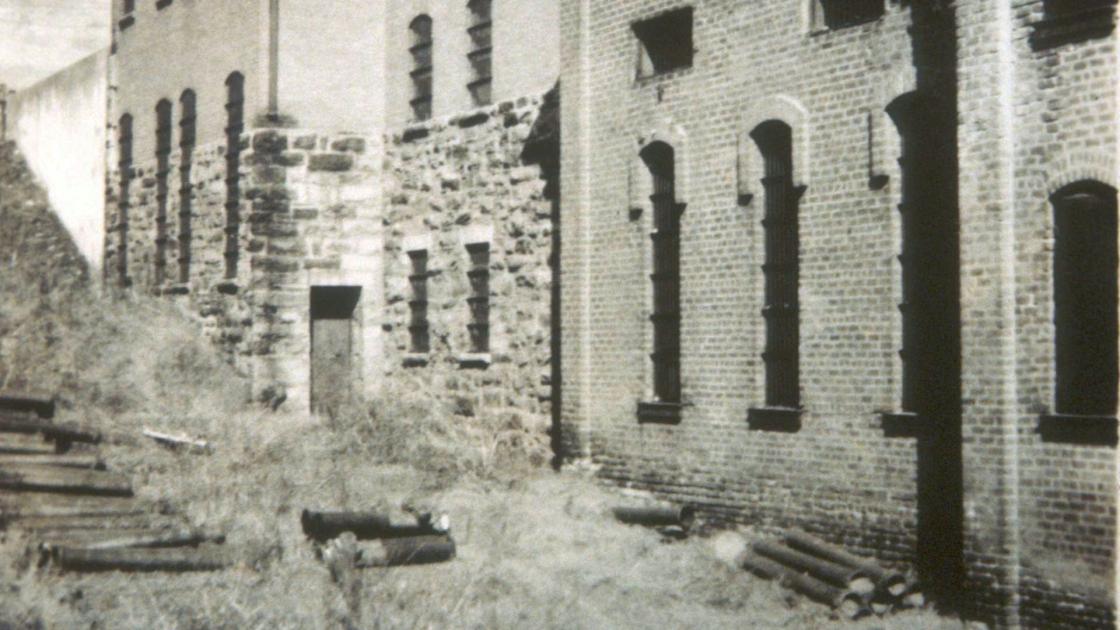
[9,49,108,271]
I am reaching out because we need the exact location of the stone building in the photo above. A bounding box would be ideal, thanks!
[559,0,1118,628]
[104,0,560,434]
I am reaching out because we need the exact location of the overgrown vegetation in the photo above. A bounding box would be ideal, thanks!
[0,143,963,628]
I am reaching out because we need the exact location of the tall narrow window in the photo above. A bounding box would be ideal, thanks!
[408,249,431,353]
[224,72,244,280]
[467,0,492,107]
[644,142,681,404]
[154,99,172,286]
[1032,0,1117,48]
[123,0,135,13]
[1053,182,1118,417]
[466,242,490,353]
[178,89,195,284]
[409,15,433,121]
[117,114,133,287]
[753,121,799,409]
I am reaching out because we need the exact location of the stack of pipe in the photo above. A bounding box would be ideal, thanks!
[302,507,455,568]
[737,529,921,619]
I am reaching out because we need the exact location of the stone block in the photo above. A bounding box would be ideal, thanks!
[309,153,354,172]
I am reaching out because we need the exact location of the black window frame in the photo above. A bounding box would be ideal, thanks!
[467,0,493,107]
[466,242,490,354]
[409,15,434,121]
[408,249,431,354]
[154,99,173,286]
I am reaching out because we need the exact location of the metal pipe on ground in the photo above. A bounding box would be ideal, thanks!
[0,496,155,519]
[0,434,58,455]
[611,505,695,531]
[15,514,177,533]
[0,416,100,444]
[0,468,132,496]
[752,540,876,595]
[54,545,231,572]
[784,529,908,598]
[0,392,55,418]
[301,509,444,541]
[739,551,870,620]
[353,535,457,568]
[0,454,103,469]
[42,527,224,553]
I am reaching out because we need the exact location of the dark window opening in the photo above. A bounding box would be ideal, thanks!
[117,114,133,288]
[154,99,172,286]
[409,15,433,121]
[467,0,492,106]
[466,242,490,353]
[123,0,135,13]
[1053,181,1118,417]
[224,72,244,280]
[818,0,884,29]
[178,89,195,284]
[632,7,693,78]
[752,121,799,409]
[643,141,682,404]
[1032,0,1117,48]
[408,249,430,353]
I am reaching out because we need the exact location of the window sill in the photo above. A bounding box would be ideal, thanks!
[878,411,920,438]
[403,353,429,368]
[1030,5,1117,50]
[637,401,683,424]
[1038,414,1117,446]
[457,353,491,369]
[747,407,802,432]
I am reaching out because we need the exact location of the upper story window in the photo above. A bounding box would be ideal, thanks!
[1031,0,1117,49]
[632,7,693,79]
[123,0,135,13]
[119,0,136,29]
[409,15,434,121]
[813,0,883,30]
[467,0,493,106]
[1052,181,1118,417]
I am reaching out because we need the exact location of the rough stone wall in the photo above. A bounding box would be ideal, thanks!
[380,95,556,442]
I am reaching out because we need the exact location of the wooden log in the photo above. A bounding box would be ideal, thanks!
[740,551,869,620]
[54,545,231,572]
[354,535,456,568]
[0,416,100,444]
[785,529,908,598]
[0,467,132,496]
[0,391,55,418]
[752,540,876,595]
[0,433,58,455]
[301,509,442,541]
[0,454,103,469]
[612,504,695,531]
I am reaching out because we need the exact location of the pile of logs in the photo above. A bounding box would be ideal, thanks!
[0,391,230,573]
[302,508,455,573]
[737,529,923,620]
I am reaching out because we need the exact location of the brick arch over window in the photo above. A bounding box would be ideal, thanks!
[737,95,810,205]
[1044,149,1118,195]
[628,122,690,216]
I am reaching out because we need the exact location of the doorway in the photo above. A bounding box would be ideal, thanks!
[310,286,361,415]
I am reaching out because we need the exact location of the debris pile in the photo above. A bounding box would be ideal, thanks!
[0,391,230,572]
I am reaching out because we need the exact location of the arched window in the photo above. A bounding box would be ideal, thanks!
[224,72,245,280]
[178,89,196,284]
[467,0,492,106]
[1053,181,1118,416]
[117,113,133,287]
[642,141,681,405]
[154,99,172,285]
[409,15,433,121]
[751,121,799,409]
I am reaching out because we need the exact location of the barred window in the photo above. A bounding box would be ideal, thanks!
[467,0,492,107]
[632,7,693,78]
[409,15,433,121]
[154,99,172,285]
[815,0,883,29]
[1053,182,1118,417]
[466,242,490,353]
[117,114,133,287]
[178,89,195,284]
[224,72,244,280]
[643,142,682,404]
[408,249,430,353]
[752,121,799,409]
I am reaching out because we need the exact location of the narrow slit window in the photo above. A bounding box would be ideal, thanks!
[117,114,133,287]
[466,242,490,353]
[1053,182,1118,417]
[467,0,493,107]
[154,99,172,286]
[752,121,800,409]
[178,89,195,284]
[409,15,434,121]
[632,7,693,78]
[224,72,244,280]
[408,249,431,353]
[643,142,682,404]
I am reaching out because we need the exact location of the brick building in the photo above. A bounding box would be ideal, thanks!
[559,0,1117,628]
[92,0,1117,626]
